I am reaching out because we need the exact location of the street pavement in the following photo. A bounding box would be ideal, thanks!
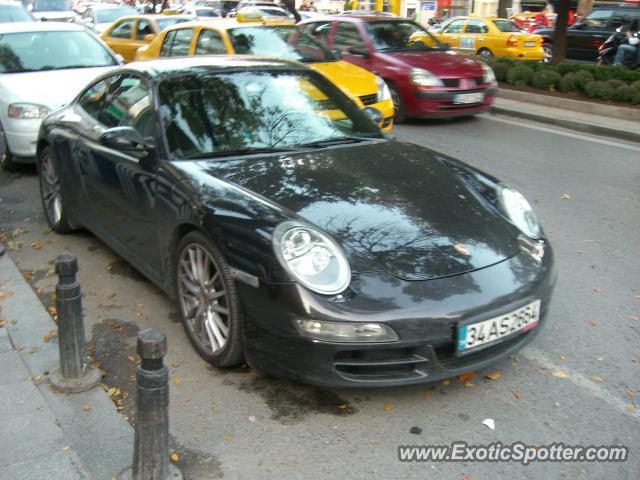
[0,108,639,479]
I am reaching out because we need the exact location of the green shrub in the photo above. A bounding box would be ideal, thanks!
[530,69,562,90]
[559,70,595,92]
[491,62,510,82]
[607,79,626,89]
[574,70,595,91]
[615,85,640,103]
[584,81,617,101]
[521,61,546,72]
[506,65,534,86]
[556,63,584,76]
[631,80,640,91]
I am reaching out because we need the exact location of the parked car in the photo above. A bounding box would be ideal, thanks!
[135,19,395,131]
[79,4,138,34]
[37,56,555,387]
[30,0,76,22]
[535,5,640,62]
[100,14,191,62]
[434,16,544,61]
[0,0,34,22]
[0,22,120,170]
[299,15,497,122]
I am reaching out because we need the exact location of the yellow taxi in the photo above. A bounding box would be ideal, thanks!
[433,16,544,61]
[135,16,395,131]
[101,15,192,62]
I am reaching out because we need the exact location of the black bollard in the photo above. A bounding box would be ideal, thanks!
[119,329,182,480]
[49,253,101,393]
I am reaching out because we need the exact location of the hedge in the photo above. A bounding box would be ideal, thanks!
[478,57,640,104]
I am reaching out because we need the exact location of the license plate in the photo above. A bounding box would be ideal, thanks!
[457,300,541,354]
[524,41,537,47]
[453,92,484,105]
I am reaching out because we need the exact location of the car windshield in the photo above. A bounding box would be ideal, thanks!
[366,20,443,52]
[0,4,33,22]
[493,19,522,32]
[228,26,336,62]
[159,70,381,159]
[0,30,117,73]
[32,0,70,12]
[95,7,137,23]
[157,17,190,30]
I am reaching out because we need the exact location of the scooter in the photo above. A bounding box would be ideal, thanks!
[597,27,639,69]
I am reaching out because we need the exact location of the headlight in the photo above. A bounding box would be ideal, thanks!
[295,319,399,343]
[273,221,351,295]
[375,75,391,102]
[481,62,496,84]
[498,185,542,239]
[410,68,443,87]
[8,103,50,119]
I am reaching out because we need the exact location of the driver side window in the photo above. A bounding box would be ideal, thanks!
[442,19,466,34]
[334,22,365,53]
[109,20,134,39]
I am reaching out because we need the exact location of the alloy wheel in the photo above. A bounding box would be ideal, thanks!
[40,152,63,225]
[177,244,230,353]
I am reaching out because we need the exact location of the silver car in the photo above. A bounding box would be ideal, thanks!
[0,21,120,169]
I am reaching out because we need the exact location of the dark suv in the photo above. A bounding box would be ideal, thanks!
[536,5,640,61]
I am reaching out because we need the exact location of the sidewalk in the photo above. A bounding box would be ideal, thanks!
[0,248,133,480]
[492,88,640,143]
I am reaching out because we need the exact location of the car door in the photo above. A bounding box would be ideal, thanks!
[565,9,614,61]
[135,18,156,48]
[75,74,162,277]
[437,18,467,50]
[194,28,230,55]
[105,19,137,62]
[160,27,196,57]
[459,19,489,54]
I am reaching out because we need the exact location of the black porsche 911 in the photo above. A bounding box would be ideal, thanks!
[37,57,555,387]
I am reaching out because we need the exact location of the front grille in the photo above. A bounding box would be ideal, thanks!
[334,348,430,382]
[382,116,393,128]
[359,93,378,106]
[473,76,485,85]
[442,78,459,87]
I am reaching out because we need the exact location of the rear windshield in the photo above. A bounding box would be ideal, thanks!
[0,4,33,22]
[493,20,522,32]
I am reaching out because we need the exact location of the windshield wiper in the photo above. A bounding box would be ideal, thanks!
[185,146,300,159]
[298,136,374,149]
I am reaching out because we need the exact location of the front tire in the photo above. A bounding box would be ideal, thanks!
[175,231,244,367]
[542,43,553,64]
[387,82,407,124]
[37,146,73,233]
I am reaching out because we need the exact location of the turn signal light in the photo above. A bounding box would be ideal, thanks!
[507,35,518,47]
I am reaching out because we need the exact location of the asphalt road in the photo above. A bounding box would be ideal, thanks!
[0,113,638,480]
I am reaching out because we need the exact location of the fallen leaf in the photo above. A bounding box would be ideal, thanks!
[593,288,602,293]
[586,319,597,327]
[463,382,474,387]
[592,376,603,383]
[576,249,586,254]
[454,243,470,256]
[627,404,635,413]
[174,377,181,385]
[481,418,495,430]
[457,371,476,382]
[135,303,144,308]
[31,241,43,250]
[0,319,5,327]
[485,371,502,381]
[248,416,256,423]
[22,271,35,281]
[627,389,634,398]
[463,476,475,480]
[560,194,571,200]
[43,330,58,342]
[596,356,605,362]
[383,403,393,413]
[512,390,522,400]
[223,434,233,442]
[83,404,91,412]
[559,354,567,360]
[422,389,431,399]
[170,452,180,462]
[127,355,136,363]
[552,371,568,378]
[630,315,639,321]
[27,347,37,354]
[0,291,14,299]
[337,404,348,410]
[583,239,594,243]
[62,445,71,452]
[107,387,121,398]
[442,379,450,386]
[370,440,380,445]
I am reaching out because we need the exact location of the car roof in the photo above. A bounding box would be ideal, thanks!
[161,18,292,31]
[126,55,308,77]
[0,21,86,33]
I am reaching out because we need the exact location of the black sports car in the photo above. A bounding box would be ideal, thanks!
[37,57,555,387]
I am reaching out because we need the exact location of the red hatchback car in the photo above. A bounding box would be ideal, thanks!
[299,15,498,122]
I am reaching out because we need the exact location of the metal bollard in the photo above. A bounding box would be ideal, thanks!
[119,329,182,480]
[49,253,101,393]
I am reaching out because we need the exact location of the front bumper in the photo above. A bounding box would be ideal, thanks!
[500,47,545,61]
[3,117,41,160]
[407,85,497,119]
[240,246,555,388]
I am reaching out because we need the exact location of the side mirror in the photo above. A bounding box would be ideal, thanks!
[348,45,370,58]
[143,33,155,43]
[363,107,383,126]
[100,127,154,153]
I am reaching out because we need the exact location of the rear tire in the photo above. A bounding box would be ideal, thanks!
[387,82,407,124]
[37,146,74,233]
[175,231,244,367]
[477,47,493,57]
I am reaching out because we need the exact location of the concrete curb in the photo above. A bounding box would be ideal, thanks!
[498,88,640,122]
[0,253,134,480]
[491,104,640,143]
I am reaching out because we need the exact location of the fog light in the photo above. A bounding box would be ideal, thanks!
[295,319,399,343]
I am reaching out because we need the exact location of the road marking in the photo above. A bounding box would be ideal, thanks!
[523,347,640,421]
[481,114,640,153]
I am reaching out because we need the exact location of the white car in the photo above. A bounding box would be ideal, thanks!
[79,4,137,34]
[181,5,220,19]
[30,0,76,22]
[0,22,121,169]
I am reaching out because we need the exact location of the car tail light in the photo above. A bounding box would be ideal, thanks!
[507,35,518,47]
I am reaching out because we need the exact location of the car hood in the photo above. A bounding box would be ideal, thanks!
[381,50,483,78]
[186,140,520,281]
[0,67,115,111]
[309,60,377,99]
